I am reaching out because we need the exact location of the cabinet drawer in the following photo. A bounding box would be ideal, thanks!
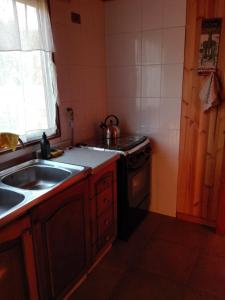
[96,173,113,195]
[96,188,113,216]
[97,206,114,238]
[90,162,117,199]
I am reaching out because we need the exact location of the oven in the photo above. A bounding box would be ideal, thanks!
[77,136,152,240]
[117,140,151,240]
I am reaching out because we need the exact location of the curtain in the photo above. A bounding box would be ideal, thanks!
[0,0,57,142]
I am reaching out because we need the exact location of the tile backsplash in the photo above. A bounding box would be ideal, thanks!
[0,0,187,218]
[105,0,186,216]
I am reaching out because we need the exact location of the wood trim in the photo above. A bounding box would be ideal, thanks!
[63,244,113,300]
[177,212,216,228]
[0,217,30,241]
[216,138,225,234]
[22,230,39,300]
[177,0,225,224]
[0,216,39,300]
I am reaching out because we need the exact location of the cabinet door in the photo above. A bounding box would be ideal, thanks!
[0,217,38,300]
[32,180,90,300]
[89,162,117,260]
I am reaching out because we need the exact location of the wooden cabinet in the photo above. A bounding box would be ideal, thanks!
[32,179,90,300]
[0,217,38,300]
[0,160,118,299]
[89,162,117,260]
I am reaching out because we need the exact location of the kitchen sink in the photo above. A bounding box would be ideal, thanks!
[1,159,85,191]
[0,189,25,215]
[0,159,90,222]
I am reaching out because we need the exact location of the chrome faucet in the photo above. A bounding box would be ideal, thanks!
[18,137,25,148]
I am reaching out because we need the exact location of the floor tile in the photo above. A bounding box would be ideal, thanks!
[102,212,165,270]
[188,255,225,299]
[182,287,220,300]
[202,233,225,258]
[111,267,184,300]
[135,239,199,283]
[70,262,125,300]
[69,213,225,300]
[153,219,209,248]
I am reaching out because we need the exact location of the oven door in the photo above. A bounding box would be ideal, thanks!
[127,147,151,210]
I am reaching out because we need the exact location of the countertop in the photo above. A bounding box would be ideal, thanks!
[0,148,120,228]
[52,147,120,174]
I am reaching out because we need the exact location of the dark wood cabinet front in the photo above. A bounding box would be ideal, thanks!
[89,162,117,260]
[32,179,90,300]
[0,161,118,299]
[0,218,38,300]
[0,240,28,300]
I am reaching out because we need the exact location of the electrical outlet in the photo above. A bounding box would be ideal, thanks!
[71,12,81,24]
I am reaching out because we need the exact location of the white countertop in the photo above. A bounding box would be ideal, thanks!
[52,147,120,173]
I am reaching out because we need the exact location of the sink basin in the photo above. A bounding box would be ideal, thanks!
[0,159,89,222]
[0,189,24,215]
[2,164,72,190]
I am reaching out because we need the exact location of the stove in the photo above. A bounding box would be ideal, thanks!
[77,135,151,240]
[77,135,148,153]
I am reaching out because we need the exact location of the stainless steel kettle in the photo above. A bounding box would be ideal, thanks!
[100,115,120,139]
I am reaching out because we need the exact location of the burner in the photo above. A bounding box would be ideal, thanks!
[80,136,147,152]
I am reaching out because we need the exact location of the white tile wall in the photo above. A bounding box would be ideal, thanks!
[141,65,161,97]
[162,27,185,64]
[161,64,184,98]
[140,99,160,131]
[106,32,141,66]
[162,0,186,28]
[142,30,162,64]
[142,0,163,30]
[105,0,186,217]
[105,0,141,34]
[107,66,141,98]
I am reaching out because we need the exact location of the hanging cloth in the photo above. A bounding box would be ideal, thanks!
[199,72,221,112]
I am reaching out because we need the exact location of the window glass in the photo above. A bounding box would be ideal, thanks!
[0,0,57,144]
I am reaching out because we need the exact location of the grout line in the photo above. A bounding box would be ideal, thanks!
[105,25,186,37]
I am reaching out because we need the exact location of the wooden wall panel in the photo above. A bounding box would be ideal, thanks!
[177,0,225,226]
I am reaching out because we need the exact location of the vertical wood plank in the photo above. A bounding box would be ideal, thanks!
[177,0,225,225]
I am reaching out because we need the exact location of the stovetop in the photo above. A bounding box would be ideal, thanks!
[77,135,147,152]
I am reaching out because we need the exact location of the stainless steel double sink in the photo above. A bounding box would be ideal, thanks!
[0,159,89,220]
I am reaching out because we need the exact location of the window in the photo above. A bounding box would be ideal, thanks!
[0,0,58,144]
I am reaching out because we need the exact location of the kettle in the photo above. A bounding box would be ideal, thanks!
[100,115,120,139]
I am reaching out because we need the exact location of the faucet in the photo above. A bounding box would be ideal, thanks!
[18,137,25,148]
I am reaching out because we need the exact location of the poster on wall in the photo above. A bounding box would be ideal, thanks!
[198,18,222,74]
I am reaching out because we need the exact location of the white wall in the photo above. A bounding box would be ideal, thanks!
[105,0,186,216]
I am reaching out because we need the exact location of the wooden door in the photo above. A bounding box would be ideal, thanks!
[0,217,38,300]
[177,0,225,226]
[217,139,225,234]
[32,179,90,300]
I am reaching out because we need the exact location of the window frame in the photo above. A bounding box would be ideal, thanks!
[0,0,61,154]
[0,104,61,154]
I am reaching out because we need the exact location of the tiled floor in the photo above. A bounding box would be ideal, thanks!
[70,213,225,300]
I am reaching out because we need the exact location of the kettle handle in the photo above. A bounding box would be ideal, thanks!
[104,114,119,126]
